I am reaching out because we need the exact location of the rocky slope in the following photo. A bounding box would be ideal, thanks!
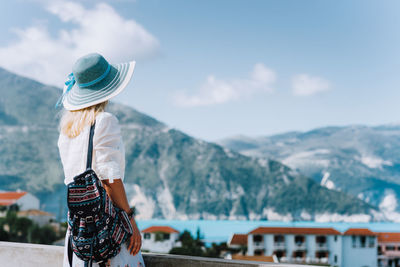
[220,126,400,221]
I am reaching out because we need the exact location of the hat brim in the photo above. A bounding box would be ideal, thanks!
[63,61,136,111]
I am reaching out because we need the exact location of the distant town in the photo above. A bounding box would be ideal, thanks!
[0,190,399,267]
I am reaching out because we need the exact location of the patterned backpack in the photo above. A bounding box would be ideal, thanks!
[67,122,133,267]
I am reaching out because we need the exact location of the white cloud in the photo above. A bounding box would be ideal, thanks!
[0,1,159,86]
[292,74,330,96]
[173,63,276,107]
[379,190,398,213]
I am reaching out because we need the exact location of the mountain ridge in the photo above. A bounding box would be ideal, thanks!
[0,67,382,221]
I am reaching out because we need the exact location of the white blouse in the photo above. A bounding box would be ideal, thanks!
[58,112,125,185]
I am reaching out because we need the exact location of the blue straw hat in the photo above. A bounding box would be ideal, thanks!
[55,53,136,110]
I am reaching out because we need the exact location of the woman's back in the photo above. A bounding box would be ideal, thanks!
[58,112,125,185]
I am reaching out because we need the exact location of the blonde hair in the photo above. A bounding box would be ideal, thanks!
[60,101,108,138]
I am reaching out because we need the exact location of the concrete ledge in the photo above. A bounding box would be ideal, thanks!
[0,241,64,267]
[142,253,311,267]
[0,241,314,267]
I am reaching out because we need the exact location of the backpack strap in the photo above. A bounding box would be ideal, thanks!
[86,122,96,170]
[67,234,73,267]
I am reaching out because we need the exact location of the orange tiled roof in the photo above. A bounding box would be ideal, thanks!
[17,209,54,217]
[0,191,27,206]
[141,226,179,234]
[249,227,341,235]
[343,228,377,236]
[378,232,400,243]
[230,234,248,246]
[232,255,275,262]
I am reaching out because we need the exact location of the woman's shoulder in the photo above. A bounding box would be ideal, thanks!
[96,111,120,125]
[95,112,121,134]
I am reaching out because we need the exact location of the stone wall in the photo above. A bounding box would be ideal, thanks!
[0,241,313,267]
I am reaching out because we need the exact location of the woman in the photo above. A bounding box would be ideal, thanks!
[57,53,145,267]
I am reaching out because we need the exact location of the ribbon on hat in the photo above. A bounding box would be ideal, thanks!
[78,64,111,88]
[55,73,75,108]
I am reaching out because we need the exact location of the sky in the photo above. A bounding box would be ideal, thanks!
[0,0,400,141]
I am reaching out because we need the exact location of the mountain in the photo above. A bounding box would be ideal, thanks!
[0,67,379,221]
[219,126,400,221]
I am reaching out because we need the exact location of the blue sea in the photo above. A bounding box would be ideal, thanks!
[136,220,400,245]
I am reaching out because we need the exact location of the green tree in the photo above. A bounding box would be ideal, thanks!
[0,209,63,245]
[204,242,229,258]
[0,228,9,241]
[169,230,204,256]
[169,228,230,258]
[13,217,33,242]
[30,225,57,244]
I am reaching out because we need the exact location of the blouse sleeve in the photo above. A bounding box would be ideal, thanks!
[93,113,125,183]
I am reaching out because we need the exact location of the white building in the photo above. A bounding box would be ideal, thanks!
[228,234,277,263]
[141,226,181,253]
[0,191,40,212]
[245,226,377,267]
[377,232,400,267]
[341,228,377,267]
